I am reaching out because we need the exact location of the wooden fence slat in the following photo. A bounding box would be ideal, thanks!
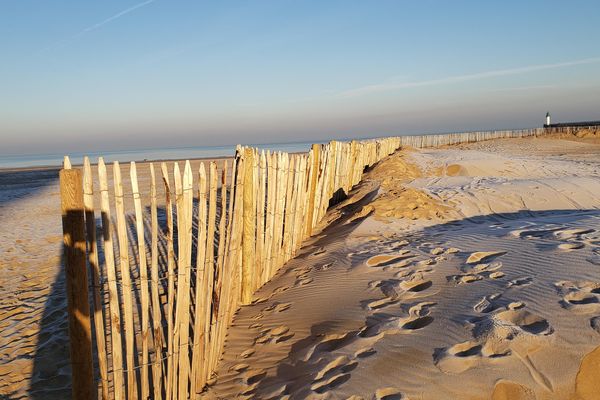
[281,155,295,266]
[241,148,256,304]
[113,161,139,400]
[305,145,319,237]
[98,158,124,400]
[149,163,163,400]
[60,168,95,400]
[171,163,183,400]
[191,163,208,394]
[209,160,228,372]
[83,158,109,400]
[263,151,276,282]
[213,157,239,377]
[130,162,151,400]
[203,162,218,380]
[160,162,176,400]
[174,161,193,400]
[256,151,267,287]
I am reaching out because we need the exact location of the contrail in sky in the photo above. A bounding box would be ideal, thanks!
[76,0,155,36]
[41,0,156,52]
[337,57,600,98]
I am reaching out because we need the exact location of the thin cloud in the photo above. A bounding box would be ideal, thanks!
[337,57,600,98]
[41,0,156,52]
[492,84,556,92]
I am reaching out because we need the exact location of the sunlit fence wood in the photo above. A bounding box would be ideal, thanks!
[60,127,559,399]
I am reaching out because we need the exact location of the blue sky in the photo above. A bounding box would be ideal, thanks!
[1,0,600,155]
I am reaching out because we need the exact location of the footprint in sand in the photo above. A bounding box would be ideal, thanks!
[468,308,553,338]
[240,348,255,358]
[231,363,249,372]
[474,293,505,313]
[254,325,295,345]
[430,247,445,255]
[450,261,504,284]
[449,273,483,284]
[315,261,335,271]
[554,228,595,240]
[558,242,584,250]
[295,277,313,286]
[243,368,267,385]
[436,306,552,373]
[263,302,292,313]
[369,277,433,305]
[355,347,377,358]
[555,280,600,313]
[434,339,509,373]
[510,227,563,239]
[366,297,399,311]
[507,276,533,288]
[466,251,507,264]
[469,261,503,273]
[292,266,312,275]
[367,254,416,268]
[310,356,357,393]
[400,279,433,293]
[311,372,351,393]
[374,387,405,399]
[359,302,436,338]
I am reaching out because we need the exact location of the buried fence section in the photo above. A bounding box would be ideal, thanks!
[60,130,567,398]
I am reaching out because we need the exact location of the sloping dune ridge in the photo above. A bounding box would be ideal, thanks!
[207,137,600,399]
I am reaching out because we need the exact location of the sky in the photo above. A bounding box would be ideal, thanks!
[1,0,600,155]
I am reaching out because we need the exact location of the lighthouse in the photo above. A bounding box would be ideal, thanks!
[545,112,551,127]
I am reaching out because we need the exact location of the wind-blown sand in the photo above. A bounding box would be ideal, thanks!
[1,137,599,399]
[208,137,600,399]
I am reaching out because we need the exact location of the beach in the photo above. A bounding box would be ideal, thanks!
[207,135,600,399]
[1,135,600,399]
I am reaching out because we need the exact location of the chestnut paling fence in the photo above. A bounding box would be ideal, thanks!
[59,128,558,399]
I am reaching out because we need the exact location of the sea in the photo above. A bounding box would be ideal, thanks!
[0,141,329,169]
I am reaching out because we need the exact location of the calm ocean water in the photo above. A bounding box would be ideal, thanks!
[0,141,327,169]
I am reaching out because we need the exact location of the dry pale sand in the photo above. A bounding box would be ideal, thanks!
[207,137,600,399]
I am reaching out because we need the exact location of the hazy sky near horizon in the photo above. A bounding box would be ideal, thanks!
[2,0,600,155]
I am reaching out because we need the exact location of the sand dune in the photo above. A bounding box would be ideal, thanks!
[208,137,600,399]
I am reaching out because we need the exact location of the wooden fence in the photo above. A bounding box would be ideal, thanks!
[59,128,556,399]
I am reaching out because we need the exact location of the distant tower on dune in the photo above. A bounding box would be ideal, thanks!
[545,112,551,126]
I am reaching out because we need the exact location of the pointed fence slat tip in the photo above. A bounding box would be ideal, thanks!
[63,155,72,169]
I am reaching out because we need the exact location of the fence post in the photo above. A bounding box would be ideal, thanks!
[59,168,95,400]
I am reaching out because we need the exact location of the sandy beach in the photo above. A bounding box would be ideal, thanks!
[207,135,600,399]
[1,135,600,399]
